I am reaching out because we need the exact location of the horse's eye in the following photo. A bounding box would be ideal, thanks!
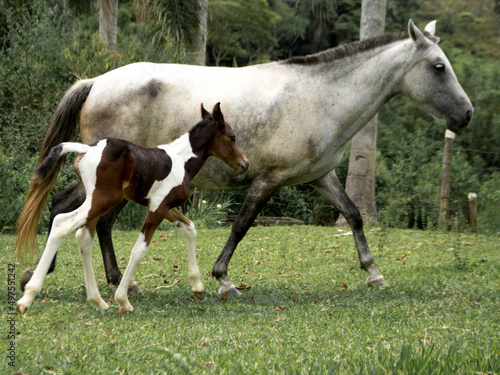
[434,63,445,72]
[230,136,236,143]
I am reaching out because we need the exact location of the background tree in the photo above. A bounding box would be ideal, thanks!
[336,0,386,226]
[145,0,207,64]
[99,0,119,51]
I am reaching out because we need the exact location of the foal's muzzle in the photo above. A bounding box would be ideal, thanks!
[236,157,249,174]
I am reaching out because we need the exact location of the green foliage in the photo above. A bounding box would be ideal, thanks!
[478,172,500,236]
[1,227,498,374]
[207,0,280,66]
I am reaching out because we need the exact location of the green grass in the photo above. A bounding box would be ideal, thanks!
[1,226,499,374]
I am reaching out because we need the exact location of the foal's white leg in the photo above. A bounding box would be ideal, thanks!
[17,209,89,313]
[176,221,204,298]
[76,225,109,311]
[114,233,149,313]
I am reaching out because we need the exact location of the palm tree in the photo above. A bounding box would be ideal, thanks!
[146,0,208,65]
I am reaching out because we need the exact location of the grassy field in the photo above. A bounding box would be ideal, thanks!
[1,225,499,374]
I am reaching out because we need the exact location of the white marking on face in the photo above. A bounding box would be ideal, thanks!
[147,133,196,212]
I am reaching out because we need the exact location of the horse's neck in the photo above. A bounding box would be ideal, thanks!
[301,41,407,105]
[294,40,411,142]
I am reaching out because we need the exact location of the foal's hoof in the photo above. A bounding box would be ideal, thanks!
[218,286,242,297]
[20,268,34,292]
[17,303,28,314]
[192,291,205,300]
[366,275,389,287]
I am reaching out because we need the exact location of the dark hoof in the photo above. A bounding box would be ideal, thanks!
[366,276,389,287]
[193,291,205,300]
[128,282,141,293]
[218,286,242,297]
[20,269,34,292]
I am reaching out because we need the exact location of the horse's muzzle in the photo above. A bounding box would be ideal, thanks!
[446,108,473,133]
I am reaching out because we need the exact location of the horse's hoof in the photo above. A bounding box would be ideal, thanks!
[128,282,141,293]
[366,275,389,287]
[218,286,242,297]
[17,303,28,314]
[20,268,34,292]
[193,291,204,300]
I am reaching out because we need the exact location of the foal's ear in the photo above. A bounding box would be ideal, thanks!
[213,102,225,127]
[200,103,211,120]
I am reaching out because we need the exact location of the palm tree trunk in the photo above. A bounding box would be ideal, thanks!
[99,0,119,52]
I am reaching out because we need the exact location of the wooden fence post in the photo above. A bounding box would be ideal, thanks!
[439,130,455,230]
[468,192,477,233]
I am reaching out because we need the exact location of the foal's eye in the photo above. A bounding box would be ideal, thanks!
[230,136,236,143]
[434,63,445,72]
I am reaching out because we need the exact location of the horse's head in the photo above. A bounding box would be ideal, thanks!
[402,19,473,132]
[200,103,249,174]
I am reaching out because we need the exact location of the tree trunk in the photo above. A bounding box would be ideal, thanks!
[335,0,386,227]
[99,0,119,52]
[188,0,208,208]
[186,0,207,65]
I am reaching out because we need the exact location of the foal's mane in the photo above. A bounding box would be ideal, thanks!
[283,30,437,65]
[188,117,212,135]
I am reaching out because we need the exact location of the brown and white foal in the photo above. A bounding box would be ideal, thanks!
[16,103,248,313]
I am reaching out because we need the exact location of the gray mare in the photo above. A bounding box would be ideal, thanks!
[26,20,473,296]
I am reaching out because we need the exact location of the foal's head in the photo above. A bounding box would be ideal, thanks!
[190,103,249,174]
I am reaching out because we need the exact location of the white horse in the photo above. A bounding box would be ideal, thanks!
[20,20,473,297]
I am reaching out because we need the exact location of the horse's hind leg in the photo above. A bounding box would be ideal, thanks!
[165,209,204,298]
[115,209,166,313]
[17,208,90,313]
[311,170,388,287]
[76,220,109,311]
[212,175,280,296]
[96,200,140,292]
[20,183,86,292]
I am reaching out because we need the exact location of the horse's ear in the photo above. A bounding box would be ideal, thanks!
[408,19,430,48]
[201,103,211,119]
[213,102,225,127]
[424,20,436,36]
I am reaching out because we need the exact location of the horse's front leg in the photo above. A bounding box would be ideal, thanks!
[165,208,204,299]
[212,175,281,296]
[311,170,388,287]
[114,209,165,313]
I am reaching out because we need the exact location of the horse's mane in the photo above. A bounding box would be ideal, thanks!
[283,30,438,65]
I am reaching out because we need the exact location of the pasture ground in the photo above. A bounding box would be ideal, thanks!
[1,226,498,374]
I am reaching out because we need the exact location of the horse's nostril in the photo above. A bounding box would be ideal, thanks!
[466,110,472,122]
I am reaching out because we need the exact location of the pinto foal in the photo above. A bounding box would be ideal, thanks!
[16,103,248,314]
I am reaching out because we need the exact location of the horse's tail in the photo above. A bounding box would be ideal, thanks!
[38,79,94,162]
[17,142,90,264]
[16,89,94,266]
[16,79,93,264]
